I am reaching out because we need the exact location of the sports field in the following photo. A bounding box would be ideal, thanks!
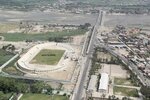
[114,78,136,86]
[20,93,69,100]
[114,86,139,97]
[30,49,65,65]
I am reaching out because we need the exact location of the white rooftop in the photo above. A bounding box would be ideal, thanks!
[99,73,109,91]
[88,75,97,91]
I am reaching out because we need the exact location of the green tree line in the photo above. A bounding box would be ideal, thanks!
[0,76,52,94]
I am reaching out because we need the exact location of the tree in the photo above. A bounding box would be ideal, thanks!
[108,95,119,100]
[0,91,7,100]
[46,85,53,95]
[2,46,7,50]
[84,23,91,28]
[15,83,28,93]
[79,23,91,30]
[101,94,105,100]
[10,45,15,52]
[30,82,44,93]
[122,97,131,100]
[140,86,150,99]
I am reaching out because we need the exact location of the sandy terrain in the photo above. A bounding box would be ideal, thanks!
[71,35,85,45]
[0,10,97,25]
[101,64,127,78]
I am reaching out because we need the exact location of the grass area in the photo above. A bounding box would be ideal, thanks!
[0,23,19,33]
[0,29,86,41]
[20,93,69,100]
[2,57,24,75]
[114,77,136,86]
[51,95,69,100]
[0,49,15,66]
[31,49,65,65]
[0,92,13,99]
[114,86,139,97]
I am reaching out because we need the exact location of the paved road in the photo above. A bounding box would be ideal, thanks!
[72,11,103,100]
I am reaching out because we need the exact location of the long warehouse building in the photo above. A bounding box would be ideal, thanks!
[98,73,109,94]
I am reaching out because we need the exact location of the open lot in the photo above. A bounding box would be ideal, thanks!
[101,64,127,78]
[114,86,139,97]
[20,93,69,100]
[31,49,65,65]
[0,23,19,33]
[0,49,15,66]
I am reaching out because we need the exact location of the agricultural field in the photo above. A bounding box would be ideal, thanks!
[0,49,15,66]
[0,29,86,41]
[20,93,69,100]
[30,49,65,65]
[114,86,139,97]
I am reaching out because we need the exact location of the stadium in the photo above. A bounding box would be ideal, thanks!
[17,42,77,73]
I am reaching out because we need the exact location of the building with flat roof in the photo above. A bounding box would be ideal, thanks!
[98,73,109,94]
[87,75,97,92]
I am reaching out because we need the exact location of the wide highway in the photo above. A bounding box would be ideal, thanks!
[72,10,103,100]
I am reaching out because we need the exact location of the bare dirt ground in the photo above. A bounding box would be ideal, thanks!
[101,64,128,78]
[114,48,129,57]
[110,64,128,78]
[71,35,85,45]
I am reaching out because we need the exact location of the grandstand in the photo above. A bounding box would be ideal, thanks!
[17,42,76,73]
